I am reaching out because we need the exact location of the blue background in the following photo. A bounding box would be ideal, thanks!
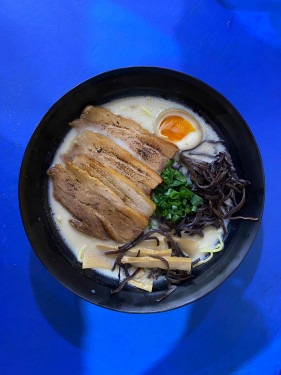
[1,1,280,374]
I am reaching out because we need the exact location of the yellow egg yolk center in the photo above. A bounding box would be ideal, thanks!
[159,115,195,142]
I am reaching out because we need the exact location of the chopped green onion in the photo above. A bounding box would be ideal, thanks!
[152,160,203,223]
[191,194,203,206]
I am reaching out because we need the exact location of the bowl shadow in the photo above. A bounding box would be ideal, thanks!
[29,249,85,349]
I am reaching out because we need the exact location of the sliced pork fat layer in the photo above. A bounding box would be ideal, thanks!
[71,106,178,172]
[62,130,162,195]
[48,162,149,243]
[72,154,156,217]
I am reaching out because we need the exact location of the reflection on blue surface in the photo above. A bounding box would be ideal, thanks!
[218,0,281,46]
[87,0,181,71]
[1,0,281,374]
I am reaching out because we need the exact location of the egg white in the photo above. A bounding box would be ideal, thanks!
[155,109,203,150]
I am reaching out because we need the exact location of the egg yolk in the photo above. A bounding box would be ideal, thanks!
[159,115,195,142]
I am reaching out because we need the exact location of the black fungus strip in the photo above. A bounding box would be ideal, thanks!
[149,255,170,274]
[223,188,245,218]
[149,229,187,257]
[147,236,160,246]
[105,249,126,256]
[191,258,201,267]
[229,216,259,221]
[155,285,177,302]
[118,263,131,278]
[158,225,172,232]
[172,152,253,236]
[118,230,161,252]
[111,268,141,294]
[166,271,193,284]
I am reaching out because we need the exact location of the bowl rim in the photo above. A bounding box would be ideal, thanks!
[18,66,265,313]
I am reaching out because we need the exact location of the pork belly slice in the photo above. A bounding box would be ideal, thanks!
[72,154,156,217]
[48,164,110,240]
[63,130,162,195]
[70,106,179,172]
[48,162,149,243]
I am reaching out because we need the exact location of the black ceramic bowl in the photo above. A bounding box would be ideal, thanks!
[19,67,264,313]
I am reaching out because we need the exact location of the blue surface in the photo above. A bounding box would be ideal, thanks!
[1,1,280,374]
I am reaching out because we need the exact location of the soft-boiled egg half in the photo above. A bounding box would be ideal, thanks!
[155,109,203,150]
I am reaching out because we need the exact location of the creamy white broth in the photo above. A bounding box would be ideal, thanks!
[49,96,227,280]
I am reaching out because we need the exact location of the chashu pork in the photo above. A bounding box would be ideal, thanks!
[48,162,148,243]
[48,164,110,240]
[62,130,162,195]
[70,106,179,172]
[72,154,156,217]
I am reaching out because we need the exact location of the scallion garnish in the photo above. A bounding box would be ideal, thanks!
[152,161,203,223]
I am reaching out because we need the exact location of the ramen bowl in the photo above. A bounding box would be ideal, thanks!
[19,67,265,313]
